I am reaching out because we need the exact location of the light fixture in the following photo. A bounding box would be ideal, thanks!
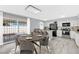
[60,15,65,18]
[25,5,41,14]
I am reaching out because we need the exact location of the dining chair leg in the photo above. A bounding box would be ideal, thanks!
[46,46,49,53]
[39,45,41,54]
[34,46,38,54]
[15,45,17,54]
[15,47,17,53]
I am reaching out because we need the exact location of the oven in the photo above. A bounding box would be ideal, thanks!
[62,28,70,35]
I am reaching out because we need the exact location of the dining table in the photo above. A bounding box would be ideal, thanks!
[15,34,43,54]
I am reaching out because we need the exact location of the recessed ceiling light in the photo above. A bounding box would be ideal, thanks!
[25,5,41,14]
[60,15,65,18]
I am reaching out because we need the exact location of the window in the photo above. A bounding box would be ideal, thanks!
[18,21,27,26]
[3,19,17,26]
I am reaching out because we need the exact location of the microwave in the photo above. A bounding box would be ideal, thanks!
[62,23,70,27]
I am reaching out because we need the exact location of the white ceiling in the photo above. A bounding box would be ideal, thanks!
[0,5,79,21]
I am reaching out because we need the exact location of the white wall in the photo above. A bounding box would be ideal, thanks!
[0,11,3,45]
[39,22,44,29]
[27,18,30,34]
[30,18,44,32]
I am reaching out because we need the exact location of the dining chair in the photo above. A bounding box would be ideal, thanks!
[39,30,49,53]
[15,35,37,54]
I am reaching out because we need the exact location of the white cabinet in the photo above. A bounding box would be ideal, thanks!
[47,30,53,40]
[70,31,79,47]
[74,33,79,47]
[57,30,62,37]
[57,21,62,27]
[70,31,76,39]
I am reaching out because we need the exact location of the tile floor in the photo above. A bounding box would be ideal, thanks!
[0,37,79,54]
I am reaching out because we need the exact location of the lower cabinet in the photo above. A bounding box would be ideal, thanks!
[57,30,62,37]
[70,31,76,39]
